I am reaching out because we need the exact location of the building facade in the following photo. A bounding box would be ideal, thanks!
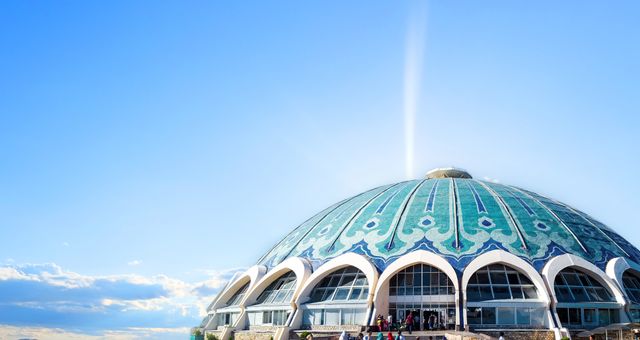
[198,168,640,340]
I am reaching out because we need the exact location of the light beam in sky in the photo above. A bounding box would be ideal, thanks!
[404,3,428,179]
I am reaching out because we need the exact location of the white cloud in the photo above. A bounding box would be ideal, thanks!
[0,262,245,333]
[127,260,142,266]
[0,324,190,340]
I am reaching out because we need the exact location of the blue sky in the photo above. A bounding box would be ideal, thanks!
[0,1,639,338]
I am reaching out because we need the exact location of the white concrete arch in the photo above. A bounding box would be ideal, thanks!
[461,250,554,330]
[290,253,379,329]
[372,250,460,326]
[243,257,313,307]
[295,253,379,305]
[461,249,551,304]
[234,257,312,331]
[542,254,627,306]
[204,265,267,330]
[606,257,640,305]
[210,265,268,311]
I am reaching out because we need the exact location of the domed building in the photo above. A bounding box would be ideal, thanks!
[197,168,640,340]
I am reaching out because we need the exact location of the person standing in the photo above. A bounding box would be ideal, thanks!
[498,331,505,340]
[396,330,405,340]
[405,312,414,334]
[387,314,393,331]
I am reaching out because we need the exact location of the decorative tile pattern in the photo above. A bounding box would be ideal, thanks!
[258,179,640,274]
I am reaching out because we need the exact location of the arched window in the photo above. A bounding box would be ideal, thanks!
[554,267,619,328]
[303,267,370,327]
[226,282,249,306]
[467,264,537,302]
[466,264,545,328]
[213,282,250,327]
[622,271,640,303]
[554,268,613,303]
[309,267,368,302]
[387,264,456,330]
[255,271,297,305]
[622,270,640,321]
[389,264,455,296]
[247,271,297,327]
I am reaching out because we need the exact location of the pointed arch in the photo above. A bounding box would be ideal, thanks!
[372,250,460,326]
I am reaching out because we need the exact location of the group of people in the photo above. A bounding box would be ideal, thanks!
[374,312,443,333]
[402,312,443,333]
[338,331,438,340]
[374,314,392,331]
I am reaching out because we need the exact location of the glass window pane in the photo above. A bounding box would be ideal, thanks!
[571,287,588,302]
[579,274,591,286]
[596,288,612,301]
[406,273,414,286]
[482,307,496,324]
[531,308,545,327]
[313,310,323,325]
[325,309,340,325]
[491,272,508,285]
[349,288,362,300]
[431,273,439,286]
[498,307,515,325]
[523,286,538,299]
[558,308,569,324]
[398,274,406,286]
[334,288,350,301]
[440,274,449,286]
[516,308,531,325]
[598,309,610,326]
[564,274,580,286]
[423,272,430,286]
[467,286,481,301]
[556,287,573,302]
[569,308,582,325]
[467,307,481,325]
[477,272,490,284]
[303,310,314,325]
[340,275,356,286]
[584,309,596,324]
[341,309,353,325]
[480,286,493,300]
[611,309,620,323]
[519,274,533,285]
[414,272,422,286]
[354,277,367,286]
[507,273,520,285]
[493,286,511,299]
[510,286,524,299]
[311,289,325,302]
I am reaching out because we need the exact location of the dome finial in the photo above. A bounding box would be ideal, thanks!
[425,167,472,179]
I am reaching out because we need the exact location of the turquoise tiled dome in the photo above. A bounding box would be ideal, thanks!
[258,169,640,274]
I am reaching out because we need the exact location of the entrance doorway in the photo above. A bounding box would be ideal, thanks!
[388,264,457,330]
[391,304,455,330]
